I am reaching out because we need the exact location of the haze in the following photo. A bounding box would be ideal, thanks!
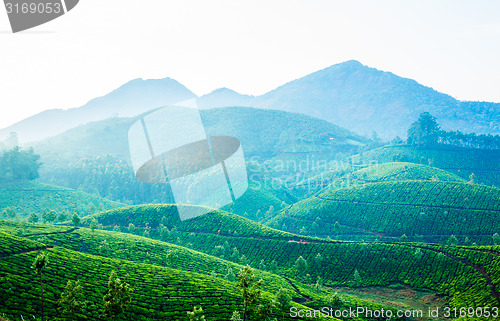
[0,0,499,129]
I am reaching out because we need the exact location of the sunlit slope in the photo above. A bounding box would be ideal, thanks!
[0,181,125,218]
[270,180,500,238]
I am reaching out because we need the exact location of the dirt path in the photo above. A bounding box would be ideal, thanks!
[0,246,53,259]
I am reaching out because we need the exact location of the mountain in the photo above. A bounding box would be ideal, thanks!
[200,60,500,140]
[198,87,255,109]
[4,60,499,144]
[0,78,196,144]
[31,106,368,165]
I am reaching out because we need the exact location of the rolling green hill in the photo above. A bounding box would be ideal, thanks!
[80,204,301,240]
[77,204,500,312]
[292,162,467,198]
[350,145,500,187]
[268,180,500,243]
[0,181,125,219]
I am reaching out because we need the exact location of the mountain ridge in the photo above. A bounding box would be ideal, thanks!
[3,60,499,144]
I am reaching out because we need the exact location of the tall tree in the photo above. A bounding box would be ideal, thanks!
[101,271,132,319]
[407,112,440,146]
[72,213,81,227]
[31,252,49,321]
[236,265,263,321]
[58,280,87,317]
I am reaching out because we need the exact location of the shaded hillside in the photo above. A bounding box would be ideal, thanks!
[32,106,368,166]
[0,181,124,219]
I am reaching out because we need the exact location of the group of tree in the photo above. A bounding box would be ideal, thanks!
[38,155,175,205]
[0,147,42,181]
[30,252,132,320]
[408,112,500,149]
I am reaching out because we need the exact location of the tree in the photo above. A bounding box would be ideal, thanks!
[101,271,132,319]
[42,210,57,224]
[293,256,308,276]
[187,306,206,321]
[469,173,475,185]
[128,223,135,234]
[333,221,341,236]
[447,235,459,246]
[230,311,243,321]
[58,211,68,223]
[399,234,408,242]
[265,206,274,219]
[236,265,263,321]
[58,280,87,316]
[0,147,42,181]
[72,213,80,227]
[274,288,292,313]
[28,212,39,223]
[326,292,344,309]
[493,233,500,246]
[99,239,111,257]
[353,269,362,286]
[407,112,440,146]
[225,267,237,282]
[89,218,99,233]
[165,249,178,266]
[31,252,49,321]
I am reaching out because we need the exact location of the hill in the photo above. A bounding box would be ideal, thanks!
[268,180,500,243]
[0,78,196,144]
[32,106,368,166]
[292,162,467,198]
[350,145,500,187]
[200,60,500,140]
[31,107,368,206]
[0,181,125,219]
[198,88,255,109]
[0,230,330,321]
[4,205,500,319]
[80,204,301,240]
[4,61,499,144]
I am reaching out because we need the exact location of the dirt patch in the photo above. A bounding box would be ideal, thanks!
[326,283,447,320]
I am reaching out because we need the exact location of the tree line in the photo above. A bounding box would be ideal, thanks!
[0,147,42,181]
[408,112,500,149]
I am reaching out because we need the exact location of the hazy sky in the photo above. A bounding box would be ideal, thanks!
[1,0,499,129]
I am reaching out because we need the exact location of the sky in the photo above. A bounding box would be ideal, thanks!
[1,0,500,129]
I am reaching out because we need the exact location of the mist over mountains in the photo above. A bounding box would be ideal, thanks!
[2,60,499,144]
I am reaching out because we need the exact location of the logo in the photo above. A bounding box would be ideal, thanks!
[4,0,79,33]
[128,100,248,221]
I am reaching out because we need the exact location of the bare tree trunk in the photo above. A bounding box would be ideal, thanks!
[40,272,45,321]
